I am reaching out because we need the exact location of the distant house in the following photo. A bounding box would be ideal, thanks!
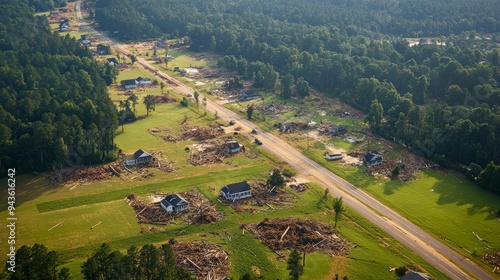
[81,34,89,40]
[239,90,260,101]
[221,181,252,201]
[59,18,69,32]
[329,125,347,135]
[121,79,137,89]
[364,150,383,167]
[325,154,343,161]
[226,140,241,154]
[401,271,432,280]
[136,77,152,86]
[107,58,119,66]
[97,44,110,55]
[124,149,153,166]
[160,194,189,213]
[156,40,166,48]
[81,39,91,47]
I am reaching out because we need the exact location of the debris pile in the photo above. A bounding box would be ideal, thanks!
[172,241,230,280]
[126,191,221,225]
[181,191,222,224]
[180,125,225,141]
[139,159,177,173]
[254,103,290,114]
[221,182,293,213]
[289,183,308,193]
[162,125,224,142]
[46,163,123,184]
[126,193,172,225]
[246,218,351,256]
[188,141,228,166]
[154,95,177,104]
[484,251,500,273]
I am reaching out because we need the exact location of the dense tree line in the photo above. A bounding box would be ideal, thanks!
[0,0,119,175]
[94,0,500,192]
[29,0,68,12]
[81,243,193,280]
[2,244,70,280]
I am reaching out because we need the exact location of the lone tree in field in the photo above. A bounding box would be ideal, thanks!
[194,91,200,110]
[333,196,344,228]
[130,55,137,64]
[143,95,156,116]
[160,82,165,95]
[267,168,285,189]
[287,249,303,280]
[247,104,255,120]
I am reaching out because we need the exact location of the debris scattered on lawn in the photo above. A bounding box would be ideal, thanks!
[220,182,293,213]
[288,183,308,193]
[163,125,225,142]
[245,218,351,257]
[172,240,230,280]
[484,251,500,273]
[46,162,123,185]
[126,191,221,225]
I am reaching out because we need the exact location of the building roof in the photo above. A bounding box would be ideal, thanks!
[107,58,119,64]
[222,181,251,194]
[133,149,151,159]
[364,150,382,162]
[161,194,188,208]
[401,271,432,280]
[121,79,137,86]
[226,141,240,150]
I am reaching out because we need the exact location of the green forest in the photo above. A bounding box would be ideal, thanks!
[92,0,500,193]
[0,0,119,175]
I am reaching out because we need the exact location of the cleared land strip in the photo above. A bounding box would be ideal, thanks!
[37,164,268,213]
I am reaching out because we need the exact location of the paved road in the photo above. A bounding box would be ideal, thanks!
[75,3,494,279]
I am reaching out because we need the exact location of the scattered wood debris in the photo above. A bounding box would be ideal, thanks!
[484,251,500,273]
[221,182,293,213]
[245,218,351,256]
[126,191,222,225]
[188,140,228,166]
[289,183,308,193]
[154,95,177,104]
[162,125,225,142]
[46,162,123,185]
[172,240,230,280]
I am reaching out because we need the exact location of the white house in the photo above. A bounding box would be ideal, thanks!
[221,181,252,201]
[160,194,189,213]
[364,150,383,167]
[123,149,153,166]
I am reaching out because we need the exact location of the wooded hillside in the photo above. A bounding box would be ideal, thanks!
[0,0,119,175]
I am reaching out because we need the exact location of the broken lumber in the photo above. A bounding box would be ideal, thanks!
[109,165,120,176]
[91,222,102,229]
[280,226,290,242]
[48,221,64,231]
[186,257,202,271]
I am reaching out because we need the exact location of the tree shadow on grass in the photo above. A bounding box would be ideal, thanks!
[0,174,64,209]
[429,170,500,220]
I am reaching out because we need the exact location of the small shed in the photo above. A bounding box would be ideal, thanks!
[364,150,383,167]
[160,194,189,213]
[124,149,153,166]
[221,181,252,201]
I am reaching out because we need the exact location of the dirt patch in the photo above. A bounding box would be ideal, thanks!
[220,182,294,213]
[126,191,221,225]
[172,240,230,280]
[188,140,229,166]
[244,218,351,256]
